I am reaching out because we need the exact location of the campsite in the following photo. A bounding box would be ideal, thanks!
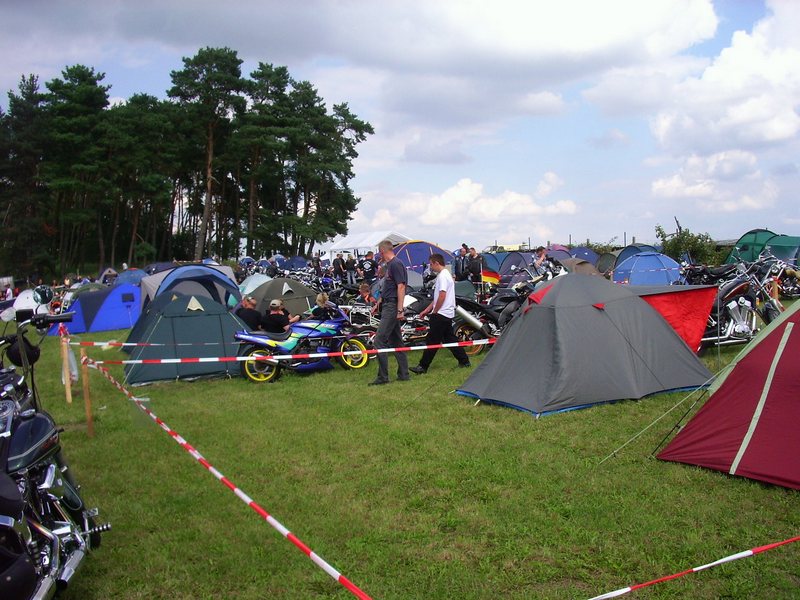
[21,301,798,599]
[3,4,800,596]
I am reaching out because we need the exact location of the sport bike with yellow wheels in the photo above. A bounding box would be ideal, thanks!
[235,305,369,383]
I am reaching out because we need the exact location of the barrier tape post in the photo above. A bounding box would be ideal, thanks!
[81,356,372,600]
[60,326,72,404]
[79,348,94,438]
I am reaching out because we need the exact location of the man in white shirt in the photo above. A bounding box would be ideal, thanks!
[410,253,471,374]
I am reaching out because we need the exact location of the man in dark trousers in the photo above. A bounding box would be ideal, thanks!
[369,240,409,385]
[453,245,469,281]
[410,253,471,374]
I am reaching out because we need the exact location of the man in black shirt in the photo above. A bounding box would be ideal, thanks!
[332,253,346,281]
[358,251,377,283]
[235,296,262,330]
[261,299,300,333]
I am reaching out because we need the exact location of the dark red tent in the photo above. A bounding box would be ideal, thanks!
[658,301,800,489]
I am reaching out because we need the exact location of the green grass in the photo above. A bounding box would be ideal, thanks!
[22,332,799,599]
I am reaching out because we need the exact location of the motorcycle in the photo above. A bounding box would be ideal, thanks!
[0,287,108,599]
[700,260,783,349]
[235,304,370,383]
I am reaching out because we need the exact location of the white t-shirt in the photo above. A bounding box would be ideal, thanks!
[432,267,456,319]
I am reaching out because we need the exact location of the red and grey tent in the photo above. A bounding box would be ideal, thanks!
[658,300,800,489]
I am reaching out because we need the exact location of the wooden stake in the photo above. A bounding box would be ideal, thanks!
[80,349,94,438]
[61,335,72,404]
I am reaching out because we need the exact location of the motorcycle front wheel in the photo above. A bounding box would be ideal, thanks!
[453,322,485,356]
[337,338,369,370]
[241,346,281,383]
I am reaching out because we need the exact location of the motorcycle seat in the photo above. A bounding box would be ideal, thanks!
[248,329,293,342]
[708,264,736,276]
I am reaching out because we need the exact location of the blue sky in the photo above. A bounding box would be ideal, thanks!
[2,0,798,251]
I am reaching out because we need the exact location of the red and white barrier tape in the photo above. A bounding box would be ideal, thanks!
[81,356,372,600]
[86,338,497,366]
[68,332,371,348]
[588,535,800,599]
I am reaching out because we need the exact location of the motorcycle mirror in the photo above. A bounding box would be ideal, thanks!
[33,285,53,305]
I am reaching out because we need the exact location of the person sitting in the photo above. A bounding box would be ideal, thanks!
[235,296,262,330]
[354,282,376,307]
[310,292,337,320]
[261,298,300,333]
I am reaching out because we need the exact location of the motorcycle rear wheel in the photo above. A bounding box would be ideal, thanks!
[337,338,369,369]
[241,346,281,383]
[453,323,485,356]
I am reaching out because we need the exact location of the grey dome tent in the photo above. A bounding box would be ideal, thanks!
[247,277,317,317]
[124,295,245,385]
[457,274,711,416]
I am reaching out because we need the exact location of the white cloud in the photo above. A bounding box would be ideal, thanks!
[652,151,777,212]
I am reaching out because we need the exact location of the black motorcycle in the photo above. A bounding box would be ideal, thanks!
[0,287,108,599]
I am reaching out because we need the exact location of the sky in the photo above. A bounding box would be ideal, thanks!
[2,0,799,252]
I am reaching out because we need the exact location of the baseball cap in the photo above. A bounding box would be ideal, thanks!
[269,299,282,309]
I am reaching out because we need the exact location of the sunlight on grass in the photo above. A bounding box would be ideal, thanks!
[28,329,799,600]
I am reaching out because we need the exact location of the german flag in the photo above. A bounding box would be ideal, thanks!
[481,269,500,285]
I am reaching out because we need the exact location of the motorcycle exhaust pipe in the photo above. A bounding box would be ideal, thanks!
[57,548,86,590]
[31,574,58,600]
[454,305,490,336]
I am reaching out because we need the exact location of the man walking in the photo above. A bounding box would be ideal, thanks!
[369,240,409,385]
[410,253,471,374]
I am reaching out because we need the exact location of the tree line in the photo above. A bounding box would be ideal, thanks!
[0,46,373,279]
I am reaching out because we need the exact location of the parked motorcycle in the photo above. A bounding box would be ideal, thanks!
[0,287,108,599]
[700,260,782,349]
[236,304,369,383]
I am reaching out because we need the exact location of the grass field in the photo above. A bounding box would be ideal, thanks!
[23,328,800,599]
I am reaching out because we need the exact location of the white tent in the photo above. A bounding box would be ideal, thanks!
[325,230,411,254]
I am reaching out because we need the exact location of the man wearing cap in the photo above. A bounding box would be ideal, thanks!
[261,299,300,333]
[369,240,409,385]
[235,296,263,330]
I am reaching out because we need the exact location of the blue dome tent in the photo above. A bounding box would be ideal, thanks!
[140,264,241,310]
[613,252,682,285]
[393,240,453,274]
[570,246,599,265]
[615,244,657,267]
[48,283,141,335]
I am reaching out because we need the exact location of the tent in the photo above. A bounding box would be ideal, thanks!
[546,248,572,263]
[457,274,711,416]
[612,252,682,285]
[480,253,503,273]
[48,284,141,335]
[125,291,185,352]
[284,255,309,271]
[615,244,657,267]
[114,268,147,286]
[99,267,118,284]
[143,261,176,275]
[140,264,240,309]
[632,285,716,352]
[498,252,535,285]
[124,295,245,385]
[393,240,453,274]
[570,246,599,265]
[595,251,620,276]
[762,234,800,265]
[327,230,411,253]
[724,228,777,264]
[247,277,317,316]
[658,300,800,489]
[239,273,272,296]
[560,258,601,276]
